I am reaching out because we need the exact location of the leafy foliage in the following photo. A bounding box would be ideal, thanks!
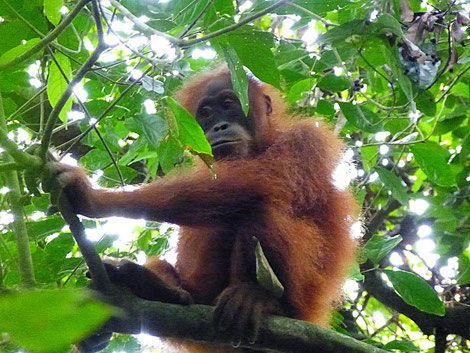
[1,0,470,352]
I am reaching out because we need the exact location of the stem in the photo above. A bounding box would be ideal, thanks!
[180,0,290,47]
[0,0,91,71]
[0,162,25,172]
[108,0,290,48]
[108,0,176,43]
[59,197,112,292]
[0,127,42,168]
[40,0,107,161]
[46,47,124,185]
[59,67,153,156]
[0,93,35,287]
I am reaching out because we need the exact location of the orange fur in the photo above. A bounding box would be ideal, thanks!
[153,68,357,350]
[82,67,357,352]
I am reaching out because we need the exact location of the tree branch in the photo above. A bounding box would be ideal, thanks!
[58,196,112,293]
[0,127,41,168]
[362,267,470,340]
[95,290,390,353]
[40,0,107,161]
[0,162,25,172]
[180,0,291,47]
[0,93,35,287]
[107,0,290,48]
[0,0,91,71]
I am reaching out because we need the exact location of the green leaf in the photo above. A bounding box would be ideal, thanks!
[44,0,63,26]
[409,142,456,187]
[374,14,403,38]
[166,97,212,157]
[415,91,436,116]
[292,0,352,15]
[276,49,309,68]
[317,74,350,92]
[349,262,365,281]
[427,206,458,233]
[338,102,383,133]
[384,339,420,352]
[316,100,335,117]
[212,42,250,115]
[432,116,466,136]
[0,38,41,65]
[254,237,284,298]
[26,216,65,241]
[80,149,110,171]
[383,45,414,103]
[376,167,409,205]
[318,20,367,45]
[287,78,314,104]
[47,52,73,123]
[132,114,168,146]
[363,235,402,265]
[157,134,185,174]
[458,250,470,285]
[214,29,280,88]
[361,146,378,172]
[0,289,113,353]
[384,269,445,316]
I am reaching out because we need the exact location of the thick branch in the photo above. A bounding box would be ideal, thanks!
[58,196,111,293]
[0,162,25,172]
[0,94,35,287]
[100,291,389,353]
[363,267,470,340]
[0,130,42,168]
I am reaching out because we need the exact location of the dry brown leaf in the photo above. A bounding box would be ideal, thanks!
[400,0,414,23]
[457,12,470,25]
[406,13,431,44]
[451,22,465,42]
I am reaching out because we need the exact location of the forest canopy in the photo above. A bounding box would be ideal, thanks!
[0,0,470,352]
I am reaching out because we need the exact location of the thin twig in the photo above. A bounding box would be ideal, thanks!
[0,0,91,70]
[40,1,108,161]
[46,46,124,185]
[108,0,290,48]
[59,67,153,157]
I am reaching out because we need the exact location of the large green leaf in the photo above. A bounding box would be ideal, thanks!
[317,74,350,92]
[166,97,212,157]
[254,237,284,298]
[376,167,409,205]
[338,102,383,133]
[80,149,111,171]
[213,28,280,89]
[47,52,73,122]
[132,114,168,147]
[0,289,113,353]
[0,38,41,65]
[44,0,63,26]
[363,234,402,265]
[384,340,420,352]
[276,49,309,68]
[374,14,403,38]
[291,0,352,15]
[458,250,470,285]
[361,146,378,172]
[212,42,250,116]
[409,142,456,187]
[384,269,445,316]
[287,78,315,104]
[383,45,414,103]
